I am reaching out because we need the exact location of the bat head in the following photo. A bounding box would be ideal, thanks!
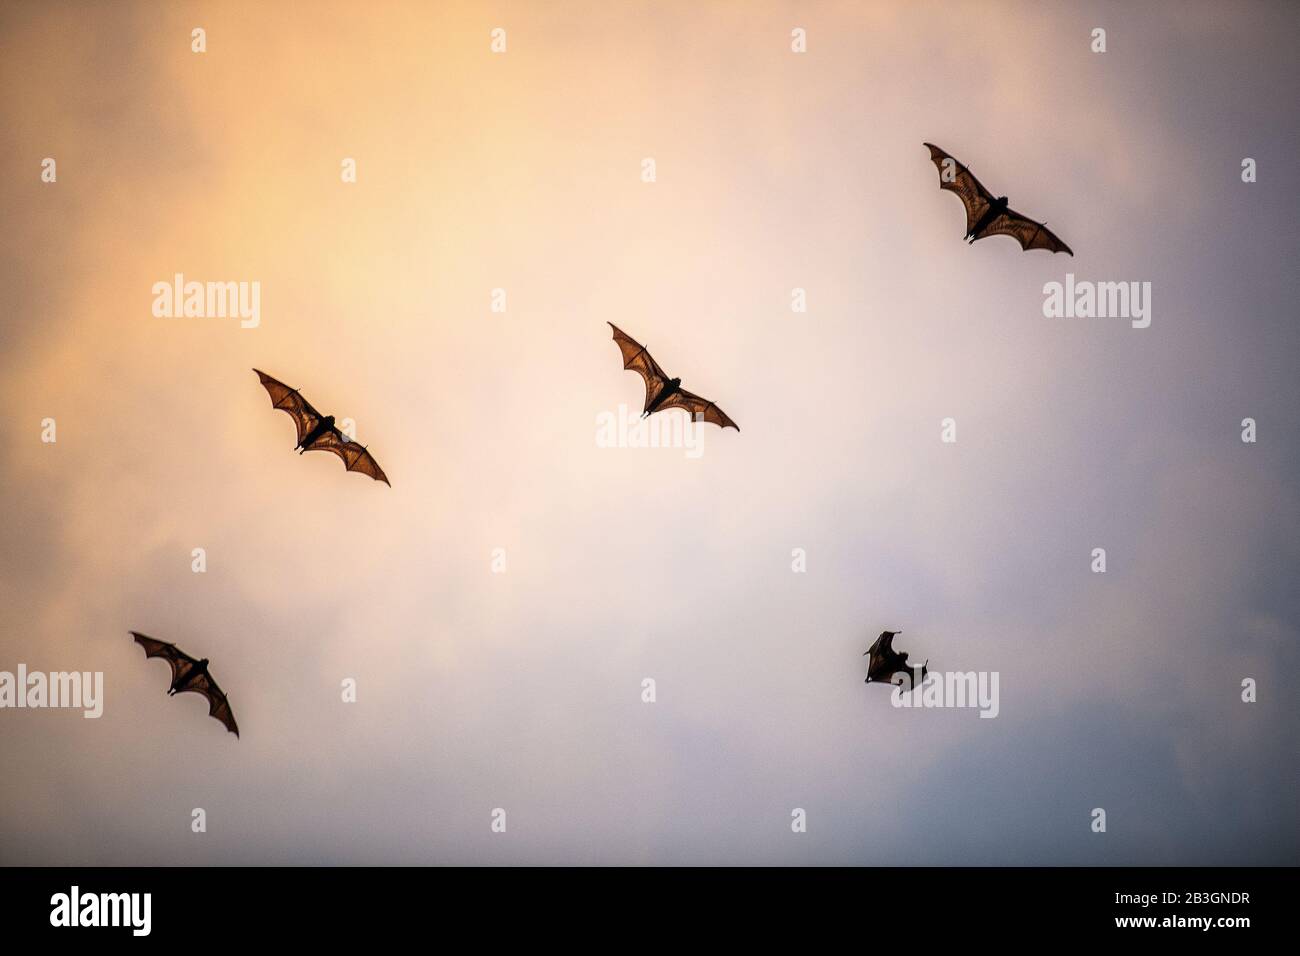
[669,377,682,387]
[994,195,1008,207]
[321,414,336,428]
[198,658,210,668]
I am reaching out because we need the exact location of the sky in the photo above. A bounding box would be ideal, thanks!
[1,0,1296,865]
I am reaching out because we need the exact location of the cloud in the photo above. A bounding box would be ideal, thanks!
[1,0,1296,865]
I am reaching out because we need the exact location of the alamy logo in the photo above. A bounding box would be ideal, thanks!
[1042,273,1151,328]
[891,670,1000,718]
[151,273,261,328]
[50,886,151,936]
[595,404,705,458]
[0,665,102,718]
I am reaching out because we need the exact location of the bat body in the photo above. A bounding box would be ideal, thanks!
[607,323,739,431]
[253,369,390,485]
[924,143,1073,255]
[863,630,928,690]
[131,632,239,737]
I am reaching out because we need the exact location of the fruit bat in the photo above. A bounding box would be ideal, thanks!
[863,630,928,691]
[254,369,390,485]
[607,323,739,430]
[131,631,239,737]
[924,142,1073,255]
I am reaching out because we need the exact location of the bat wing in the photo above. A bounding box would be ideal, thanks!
[924,142,996,235]
[872,656,905,682]
[608,322,670,413]
[865,631,902,681]
[867,631,895,659]
[980,207,1073,255]
[131,631,199,690]
[658,388,740,431]
[303,429,391,485]
[253,369,325,446]
[896,664,927,691]
[176,671,239,737]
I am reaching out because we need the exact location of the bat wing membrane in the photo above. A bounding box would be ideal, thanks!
[177,671,239,737]
[981,208,1073,255]
[254,369,324,446]
[924,143,994,235]
[608,322,670,413]
[132,631,197,689]
[658,388,740,430]
[303,429,391,485]
[865,632,902,681]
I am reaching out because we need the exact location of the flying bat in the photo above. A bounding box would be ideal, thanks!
[607,323,739,430]
[863,630,928,691]
[254,369,390,485]
[131,631,239,737]
[923,143,1073,255]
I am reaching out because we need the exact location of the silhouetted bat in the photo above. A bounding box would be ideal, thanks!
[131,632,239,737]
[607,323,739,430]
[863,630,928,690]
[254,369,390,485]
[924,143,1072,255]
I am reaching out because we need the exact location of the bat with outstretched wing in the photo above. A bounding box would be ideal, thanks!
[253,369,390,485]
[923,143,1072,255]
[131,631,239,737]
[863,629,928,690]
[607,323,739,430]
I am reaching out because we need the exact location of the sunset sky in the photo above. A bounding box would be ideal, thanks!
[1,0,1296,864]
